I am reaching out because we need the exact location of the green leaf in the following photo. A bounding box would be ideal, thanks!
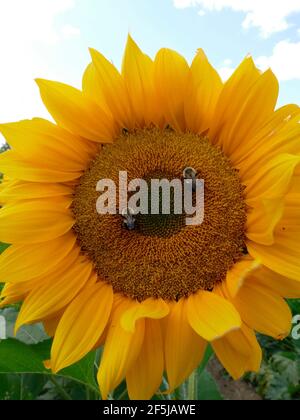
[173,345,215,400]
[198,345,214,375]
[0,339,49,373]
[61,352,99,393]
[197,371,223,401]
[288,299,300,316]
[0,242,10,254]
[0,374,48,400]
[0,338,99,395]
[184,346,223,401]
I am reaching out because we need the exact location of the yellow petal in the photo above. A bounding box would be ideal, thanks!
[0,296,23,308]
[1,242,81,304]
[245,154,300,201]
[50,282,113,372]
[0,279,39,307]
[165,299,207,392]
[219,69,278,159]
[235,105,299,175]
[232,282,292,340]
[245,154,300,246]
[239,114,300,181]
[90,48,134,129]
[98,299,145,400]
[43,311,65,338]
[248,238,300,283]
[187,291,241,341]
[36,79,115,142]
[127,319,164,400]
[259,115,300,166]
[247,171,300,281]
[15,254,92,330]
[246,198,285,246]
[0,151,82,183]
[0,181,73,203]
[122,35,160,127]
[82,62,110,113]
[226,258,260,298]
[154,48,189,131]
[0,176,11,190]
[0,118,96,170]
[212,324,262,380]
[185,49,223,133]
[247,266,300,299]
[0,232,76,283]
[121,298,169,333]
[210,56,261,146]
[0,200,74,244]
[93,325,109,350]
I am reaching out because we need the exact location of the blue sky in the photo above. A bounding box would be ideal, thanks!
[0,0,299,143]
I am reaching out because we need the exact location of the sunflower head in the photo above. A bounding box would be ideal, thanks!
[72,127,247,301]
[0,34,299,400]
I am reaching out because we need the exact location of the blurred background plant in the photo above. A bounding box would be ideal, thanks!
[247,300,300,401]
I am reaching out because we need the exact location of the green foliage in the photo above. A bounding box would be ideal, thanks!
[248,299,300,400]
[0,243,10,254]
[0,336,100,400]
[0,374,48,400]
[0,339,51,373]
[289,299,300,316]
[0,338,99,392]
[249,351,300,400]
[0,143,9,154]
[0,306,100,400]
[197,371,223,400]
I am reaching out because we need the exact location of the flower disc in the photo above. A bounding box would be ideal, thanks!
[73,128,247,301]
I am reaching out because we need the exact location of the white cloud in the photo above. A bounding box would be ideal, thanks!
[0,0,79,46]
[217,40,300,83]
[255,40,300,81]
[223,58,232,66]
[217,65,234,81]
[216,58,234,81]
[173,0,300,37]
[0,0,80,144]
[61,24,81,40]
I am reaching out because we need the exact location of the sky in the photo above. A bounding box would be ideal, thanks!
[0,0,299,144]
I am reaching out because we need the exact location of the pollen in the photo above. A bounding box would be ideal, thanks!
[72,128,247,301]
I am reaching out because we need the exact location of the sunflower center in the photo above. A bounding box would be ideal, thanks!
[72,128,247,301]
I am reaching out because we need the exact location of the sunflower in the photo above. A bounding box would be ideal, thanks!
[0,35,299,400]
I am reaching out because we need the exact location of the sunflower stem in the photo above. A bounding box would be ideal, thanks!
[185,346,214,401]
[175,382,187,400]
[187,371,197,400]
[49,376,72,401]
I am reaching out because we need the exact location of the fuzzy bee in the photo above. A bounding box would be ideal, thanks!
[121,207,136,231]
[183,167,198,192]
